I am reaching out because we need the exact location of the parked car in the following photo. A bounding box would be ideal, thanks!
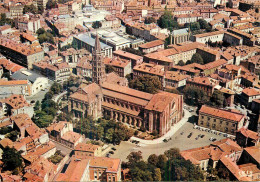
[109,151,114,154]
[111,147,116,151]
[106,153,110,157]
[201,135,205,138]
[187,132,193,138]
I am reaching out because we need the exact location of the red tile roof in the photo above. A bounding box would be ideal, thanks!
[0,80,29,86]
[237,128,259,140]
[181,138,242,165]
[244,146,260,164]
[199,105,244,122]
[113,50,143,60]
[242,87,260,96]
[56,156,90,181]
[145,92,180,112]
[75,143,99,152]
[139,40,164,49]
[89,156,121,173]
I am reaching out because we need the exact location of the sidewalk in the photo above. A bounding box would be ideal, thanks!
[53,91,67,103]
[130,109,192,145]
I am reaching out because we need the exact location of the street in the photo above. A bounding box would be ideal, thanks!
[26,81,53,102]
[110,121,225,161]
[51,140,72,156]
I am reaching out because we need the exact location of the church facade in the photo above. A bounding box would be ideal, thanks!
[68,35,184,135]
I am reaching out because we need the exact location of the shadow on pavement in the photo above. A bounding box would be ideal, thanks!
[187,115,198,124]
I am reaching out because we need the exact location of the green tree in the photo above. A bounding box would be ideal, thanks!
[34,100,41,111]
[148,154,158,166]
[43,91,54,100]
[41,99,57,110]
[51,82,63,94]
[36,28,45,35]
[0,13,15,27]
[105,128,114,143]
[198,19,209,29]
[145,17,156,24]
[163,148,204,181]
[2,147,23,174]
[183,86,209,106]
[127,151,143,165]
[210,90,225,108]
[122,47,143,56]
[5,131,19,142]
[190,22,200,31]
[157,154,167,169]
[129,75,162,94]
[23,4,38,14]
[153,168,162,181]
[46,0,56,9]
[158,10,179,30]
[92,21,102,29]
[37,28,54,44]
[0,126,12,135]
[191,53,204,64]
[105,65,116,74]
[95,126,104,140]
[33,110,54,128]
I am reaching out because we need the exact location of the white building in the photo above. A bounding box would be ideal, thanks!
[11,70,49,95]
[91,30,131,51]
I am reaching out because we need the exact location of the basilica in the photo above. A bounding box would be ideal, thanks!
[68,35,183,135]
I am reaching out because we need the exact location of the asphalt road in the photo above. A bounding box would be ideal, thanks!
[110,121,225,161]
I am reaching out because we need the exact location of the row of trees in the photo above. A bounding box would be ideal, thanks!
[124,148,204,181]
[36,28,55,44]
[122,47,144,56]
[129,75,162,94]
[32,82,63,128]
[157,11,179,32]
[183,86,227,108]
[74,118,134,144]
[0,13,15,27]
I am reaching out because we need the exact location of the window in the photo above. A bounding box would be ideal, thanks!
[212,124,216,128]
[208,117,210,121]
[94,171,97,180]
[207,123,210,127]
[226,122,229,125]
[214,119,216,122]
[201,116,204,119]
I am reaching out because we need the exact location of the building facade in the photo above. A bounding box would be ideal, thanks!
[198,105,246,135]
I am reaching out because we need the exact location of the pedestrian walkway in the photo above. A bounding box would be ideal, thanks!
[130,109,192,145]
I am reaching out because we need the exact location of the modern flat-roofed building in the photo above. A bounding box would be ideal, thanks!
[91,30,131,51]
[73,34,113,57]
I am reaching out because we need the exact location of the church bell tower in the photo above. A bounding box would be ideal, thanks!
[92,33,105,85]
